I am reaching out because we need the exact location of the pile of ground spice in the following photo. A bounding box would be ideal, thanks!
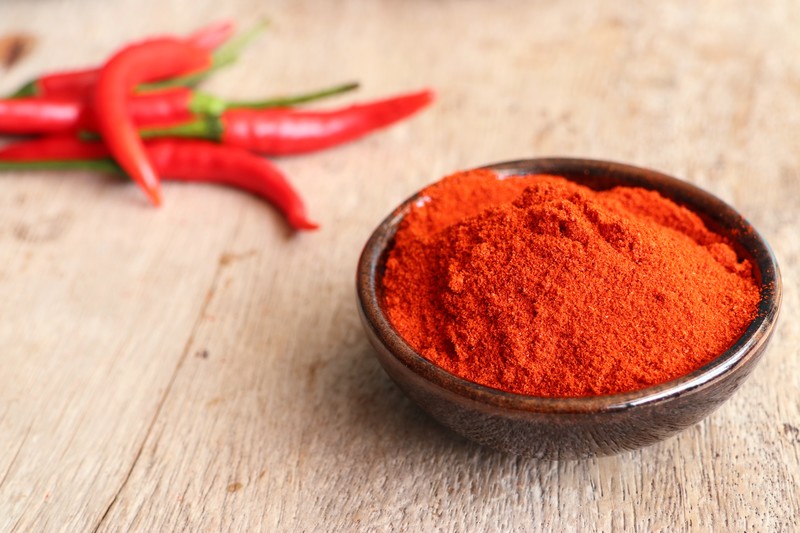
[381,170,760,397]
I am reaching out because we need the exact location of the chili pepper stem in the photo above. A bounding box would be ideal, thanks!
[227,81,360,109]
[188,92,228,116]
[181,80,362,122]
[8,79,38,98]
[0,159,119,172]
[209,20,269,69]
[140,115,220,140]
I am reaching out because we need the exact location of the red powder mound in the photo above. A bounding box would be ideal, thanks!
[381,170,760,397]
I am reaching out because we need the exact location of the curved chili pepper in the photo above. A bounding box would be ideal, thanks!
[145,139,318,229]
[142,89,435,155]
[0,136,318,231]
[0,82,360,135]
[8,20,235,99]
[95,39,212,206]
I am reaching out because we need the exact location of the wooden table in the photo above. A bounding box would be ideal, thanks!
[1,1,798,530]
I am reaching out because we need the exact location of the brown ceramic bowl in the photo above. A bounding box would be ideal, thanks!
[356,158,782,459]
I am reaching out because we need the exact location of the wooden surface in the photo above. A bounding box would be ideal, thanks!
[1,1,798,531]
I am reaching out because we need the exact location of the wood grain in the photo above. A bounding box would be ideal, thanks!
[0,0,798,531]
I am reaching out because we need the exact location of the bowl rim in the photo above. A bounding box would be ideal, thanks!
[356,157,782,414]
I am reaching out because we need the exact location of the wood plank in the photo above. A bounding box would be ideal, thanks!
[0,168,251,531]
[0,0,798,531]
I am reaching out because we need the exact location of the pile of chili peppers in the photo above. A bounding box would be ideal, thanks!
[0,21,434,230]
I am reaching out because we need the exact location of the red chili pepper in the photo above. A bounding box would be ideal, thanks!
[145,139,318,230]
[142,89,435,155]
[0,136,318,231]
[0,135,110,160]
[0,90,196,135]
[8,21,234,99]
[118,87,197,128]
[0,97,82,134]
[0,81,360,135]
[0,89,194,134]
[26,69,99,100]
[95,39,212,206]
[221,89,434,154]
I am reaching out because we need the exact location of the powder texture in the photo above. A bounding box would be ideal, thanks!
[381,170,760,397]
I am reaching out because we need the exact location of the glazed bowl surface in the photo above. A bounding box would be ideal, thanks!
[356,158,782,459]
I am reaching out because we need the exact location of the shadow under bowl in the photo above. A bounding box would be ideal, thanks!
[356,158,782,459]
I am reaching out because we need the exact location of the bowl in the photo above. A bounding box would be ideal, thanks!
[356,158,782,459]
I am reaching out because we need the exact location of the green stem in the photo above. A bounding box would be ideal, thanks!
[139,115,222,140]
[0,159,120,173]
[227,81,360,109]
[8,79,38,98]
[207,19,269,70]
[187,80,359,116]
[188,92,228,115]
[138,20,269,93]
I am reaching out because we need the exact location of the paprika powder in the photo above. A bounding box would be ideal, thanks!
[381,170,760,397]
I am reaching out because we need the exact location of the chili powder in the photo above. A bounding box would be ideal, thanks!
[381,170,760,397]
